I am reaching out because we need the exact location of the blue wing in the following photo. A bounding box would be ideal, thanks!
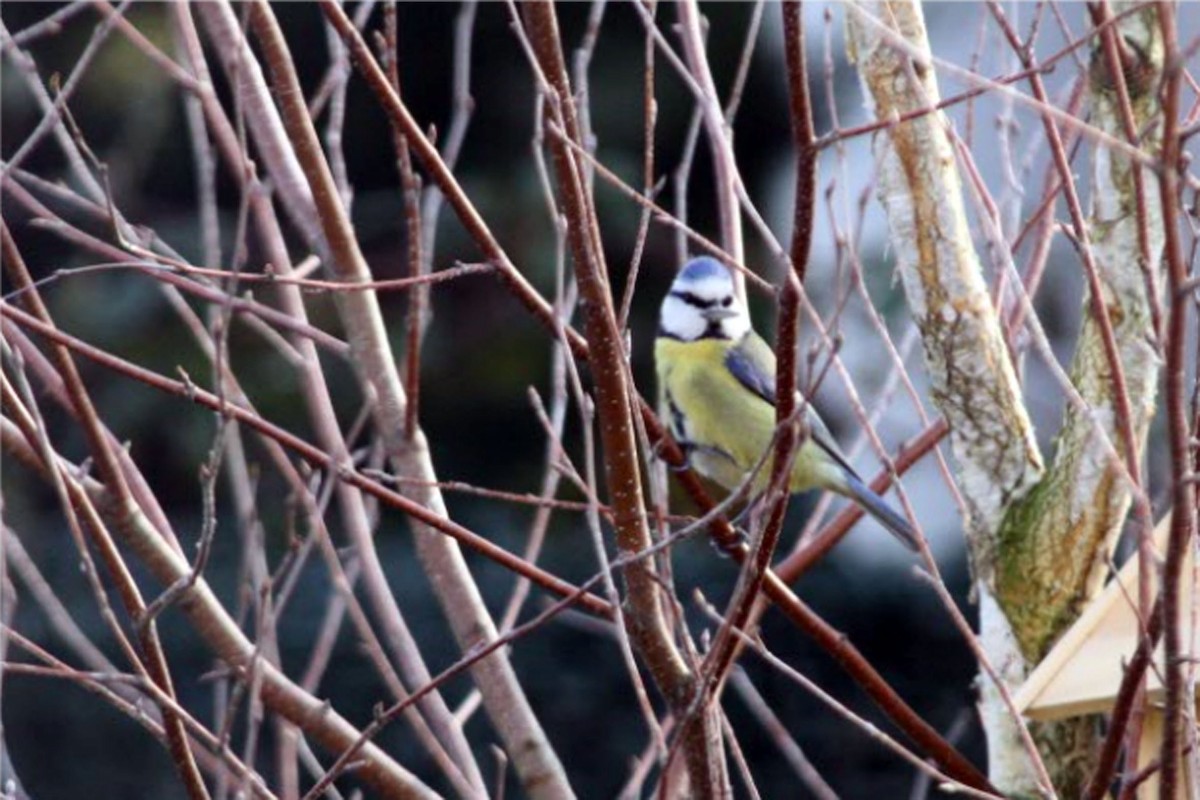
[724,333,919,552]
[723,333,858,480]
[723,334,777,405]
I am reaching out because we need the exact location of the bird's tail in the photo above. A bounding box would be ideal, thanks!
[839,473,920,552]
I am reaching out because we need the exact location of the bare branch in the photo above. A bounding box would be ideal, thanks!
[249,4,570,795]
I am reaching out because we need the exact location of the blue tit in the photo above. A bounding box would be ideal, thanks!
[655,256,919,552]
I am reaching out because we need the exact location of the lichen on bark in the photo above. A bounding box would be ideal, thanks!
[995,0,1164,669]
[845,1,1166,796]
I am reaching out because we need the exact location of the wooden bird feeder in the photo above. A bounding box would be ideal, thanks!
[1014,515,1198,797]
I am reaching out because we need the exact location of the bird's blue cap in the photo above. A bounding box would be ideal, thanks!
[679,256,729,282]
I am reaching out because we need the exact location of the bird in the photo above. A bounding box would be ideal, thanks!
[654,256,919,552]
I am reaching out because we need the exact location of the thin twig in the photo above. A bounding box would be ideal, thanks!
[1153,5,1196,796]
[695,597,1004,800]
[2,224,211,800]
[728,669,839,800]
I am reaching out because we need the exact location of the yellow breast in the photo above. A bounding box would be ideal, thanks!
[654,337,840,495]
[655,337,777,491]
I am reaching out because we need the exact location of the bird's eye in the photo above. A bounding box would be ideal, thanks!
[721,296,733,307]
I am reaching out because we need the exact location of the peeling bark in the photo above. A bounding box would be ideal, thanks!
[996,3,1164,664]
[993,6,1164,795]
[845,3,1042,795]
[846,2,1167,796]
[845,2,1043,551]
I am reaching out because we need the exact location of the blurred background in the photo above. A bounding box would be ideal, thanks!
[2,2,1182,797]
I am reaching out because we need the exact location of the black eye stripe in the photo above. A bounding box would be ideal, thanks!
[671,290,715,308]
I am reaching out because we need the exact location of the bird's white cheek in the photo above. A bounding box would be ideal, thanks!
[660,296,706,340]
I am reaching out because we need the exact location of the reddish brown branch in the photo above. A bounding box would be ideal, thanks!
[759,569,994,792]
[1,417,435,799]
[0,301,613,621]
[1153,5,1196,796]
[989,2,1146,510]
[1082,598,1164,800]
[698,278,801,697]
[784,0,818,285]
[3,630,275,799]
[1094,1,1164,345]
[380,2,427,440]
[519,4,724,795]
[3,271,994,795]
[1,222,210,800]
[320,5,990,788]
[698,0,816,725]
